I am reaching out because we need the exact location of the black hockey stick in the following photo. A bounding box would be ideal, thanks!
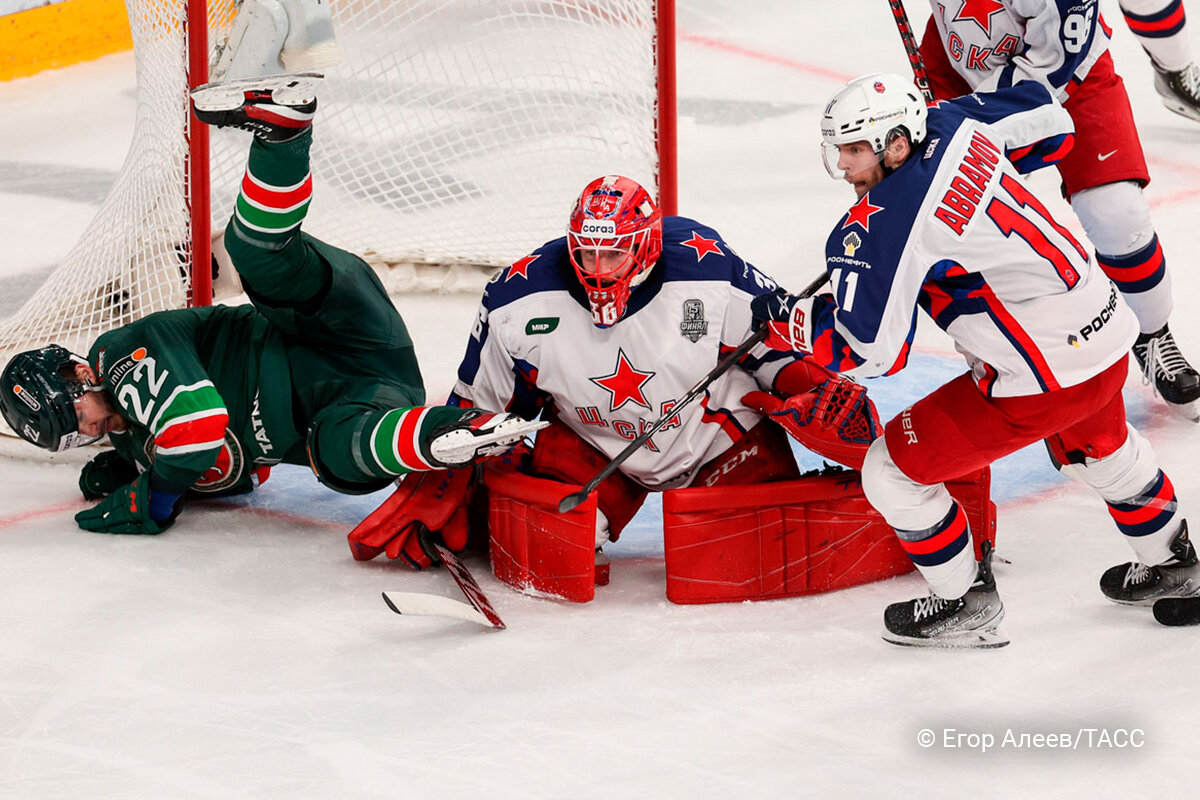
[556,271,829,514]
[1153,597,1200,627]
[886,0,936,105]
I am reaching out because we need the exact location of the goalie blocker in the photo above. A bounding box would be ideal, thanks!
[483,457,996,604]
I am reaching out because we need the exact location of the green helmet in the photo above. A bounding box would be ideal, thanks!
[0,345,95,451]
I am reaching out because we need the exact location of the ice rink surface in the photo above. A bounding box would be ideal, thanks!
[1,1,1199,797]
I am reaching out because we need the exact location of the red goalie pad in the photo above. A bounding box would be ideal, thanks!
[661,468,996,604]
[482,461,600,603]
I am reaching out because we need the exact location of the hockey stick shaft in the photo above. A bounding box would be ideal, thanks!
[557,270,829,514]
[885,0,936,105]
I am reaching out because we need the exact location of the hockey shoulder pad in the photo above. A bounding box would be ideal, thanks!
[743,378,880,470]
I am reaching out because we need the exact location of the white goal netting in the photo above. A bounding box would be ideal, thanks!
[0,0,666,366]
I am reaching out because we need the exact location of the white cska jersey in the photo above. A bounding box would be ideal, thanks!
[806,82,1137,396]
[927,0,1111,100]
[450,218,803,490]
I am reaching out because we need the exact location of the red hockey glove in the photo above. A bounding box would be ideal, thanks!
[347,468,473,569]
[750,289,818,353]
[743,378,881,470]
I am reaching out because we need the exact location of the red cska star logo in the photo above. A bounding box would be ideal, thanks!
[842,193,884,232]
[954,0,1004,36]
[590,348,655,412]
[682,232,723,261]
[506,253,539,281]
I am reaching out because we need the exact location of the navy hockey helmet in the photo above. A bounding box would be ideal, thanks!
[0,345,95,451]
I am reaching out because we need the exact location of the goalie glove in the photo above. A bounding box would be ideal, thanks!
[743,378,881,470]
[347,468,473,569]
[750,289,819,353]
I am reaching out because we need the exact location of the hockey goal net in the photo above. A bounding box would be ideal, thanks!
[0,0,675,369]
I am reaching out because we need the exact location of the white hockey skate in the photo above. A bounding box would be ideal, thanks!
[428,410,548,469]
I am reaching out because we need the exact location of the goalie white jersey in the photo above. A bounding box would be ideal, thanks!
[805,82,1138,396]
[450,218,802,489]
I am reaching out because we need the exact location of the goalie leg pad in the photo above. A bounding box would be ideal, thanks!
[662,472,913,605]
[529,417,647,542]
[662,467,995,605]
[483,461,601,603]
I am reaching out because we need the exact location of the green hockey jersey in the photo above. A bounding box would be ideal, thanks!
[90,304,304,497]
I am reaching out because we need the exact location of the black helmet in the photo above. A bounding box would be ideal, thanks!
[0,345,93,451]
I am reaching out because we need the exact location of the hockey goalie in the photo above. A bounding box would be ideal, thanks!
[348,175,997,604]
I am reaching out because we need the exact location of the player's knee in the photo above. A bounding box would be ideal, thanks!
[861,436,954,530]
[1072,424,1162,500]
[1071,181,1154,256]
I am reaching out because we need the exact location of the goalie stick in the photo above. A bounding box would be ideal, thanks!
[557,271,829,514]
[382,543,506,629]
[885,0,936,106]
[1152,597,1200,627]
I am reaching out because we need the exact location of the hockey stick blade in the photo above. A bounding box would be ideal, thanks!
[432,543,506,629]
[1153,597,1200,626]
[382,591,499,628]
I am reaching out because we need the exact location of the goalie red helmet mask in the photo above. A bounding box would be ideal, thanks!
[568,175,663,328]
[0,345,100,451]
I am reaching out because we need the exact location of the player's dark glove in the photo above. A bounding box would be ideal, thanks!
[750,289,818,353]
[347,468,473,568]
[74,471,176,535]
[743,377,881,470]
[78,449,141,501]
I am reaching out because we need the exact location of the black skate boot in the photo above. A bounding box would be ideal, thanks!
[1100,521,1199,606]
[190,73,322,143]
[882,542,1008,649]
[428,410,548,469]
[1152,60,1200,123]
[1132,324,1200,422]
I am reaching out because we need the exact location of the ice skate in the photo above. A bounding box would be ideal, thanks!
[1100,521,1200,605]
[1153,60,1200,123]
[428,410,548,468]
[882,543,1009,649]
[1132,324,1200,422]
[191,73,322,143]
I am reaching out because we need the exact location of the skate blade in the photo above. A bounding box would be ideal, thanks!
[191,72,324,111]
[1163,396,1200,423]
[431,419,549,463]
[881,628,1010,649]
[1161,97,1200,123]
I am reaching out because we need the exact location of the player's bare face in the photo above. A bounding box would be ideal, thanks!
[837,142,884,198]
[73,392,126,439]
[71,364,126,438]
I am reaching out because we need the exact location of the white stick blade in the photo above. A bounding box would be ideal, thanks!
[381,591,497,628]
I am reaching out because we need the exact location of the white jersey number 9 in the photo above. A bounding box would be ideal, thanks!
[1062,8,1095,54]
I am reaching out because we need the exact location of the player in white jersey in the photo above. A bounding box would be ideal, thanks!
[1119,0,1200,121]
[918,0,1200,420]
[753,73,1193,647]
[345,174,888,576]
